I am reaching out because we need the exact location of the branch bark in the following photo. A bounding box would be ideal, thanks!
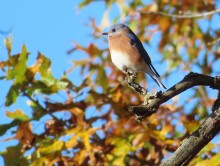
[161,100,220,166]
[129,72,220,121]
[129,72,220,165]
[140,9,220,19]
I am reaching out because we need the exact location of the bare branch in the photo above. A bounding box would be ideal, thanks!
[0,27,13,35]
[161,100,220,165]
[207,36,220,45]
[129,72,220,121]
[212,89,220,112]
[23,92,69,127]
[128,73,220,165]
[140,9,220,19]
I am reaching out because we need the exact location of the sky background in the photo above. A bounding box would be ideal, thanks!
[0,0,107,163]
[0,0,220,164]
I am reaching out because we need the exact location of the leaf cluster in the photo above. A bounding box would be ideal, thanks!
[1,0,220,165]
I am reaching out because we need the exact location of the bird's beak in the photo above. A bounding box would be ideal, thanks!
[102,32,108,35]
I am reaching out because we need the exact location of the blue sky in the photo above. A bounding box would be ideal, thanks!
[0,2,107,113]
[0,0,220,164]
[0,0,108,163]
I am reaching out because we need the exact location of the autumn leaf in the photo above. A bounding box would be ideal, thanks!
[5,84,19,106]
[6,109,29,121]
[0,144,29,166]
[7,45,28,84]
[39,140,64,155]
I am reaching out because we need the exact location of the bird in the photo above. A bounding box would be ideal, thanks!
[102,23,166,89]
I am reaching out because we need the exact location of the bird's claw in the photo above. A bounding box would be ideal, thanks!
[122,66,137,81]
[144,91,162,104]
[125,76,147,95]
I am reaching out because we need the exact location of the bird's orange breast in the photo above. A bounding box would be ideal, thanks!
[108,34,144,66]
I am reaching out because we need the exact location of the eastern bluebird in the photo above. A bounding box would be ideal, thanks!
[102,24,166,89]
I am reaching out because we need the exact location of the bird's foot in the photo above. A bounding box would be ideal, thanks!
[125,75,147,95]
[122,66,137,81]
[123,66,147,95]
[143,91,162,105]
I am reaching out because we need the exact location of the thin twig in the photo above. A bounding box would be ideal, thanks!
[208,36,220,45]
[23,92,68,127]
[23,92,45,111]
[140,8,220,19]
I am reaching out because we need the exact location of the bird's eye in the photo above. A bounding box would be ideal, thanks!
[112,28,116,32]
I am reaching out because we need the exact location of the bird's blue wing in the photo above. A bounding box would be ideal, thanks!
[125,33,160,77]
[126,33,136,43]
[125,33,151,64]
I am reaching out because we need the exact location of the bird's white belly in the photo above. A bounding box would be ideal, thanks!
[110,51,132,71]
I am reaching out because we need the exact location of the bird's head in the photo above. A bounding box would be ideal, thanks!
[102,24,130,36]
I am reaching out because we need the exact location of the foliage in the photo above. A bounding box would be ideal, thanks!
[1,0,220,165]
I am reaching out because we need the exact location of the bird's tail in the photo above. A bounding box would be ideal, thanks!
[149,73,167,89]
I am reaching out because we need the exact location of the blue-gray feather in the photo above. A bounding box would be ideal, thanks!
[104,23,166,89]
[125,32,160,77]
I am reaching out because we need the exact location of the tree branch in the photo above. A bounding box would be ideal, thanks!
[122,66,147,95]
[129,72,220,121]
[161,93,220,166]
[23,92,69,127]
[140,9,220,19]
[207,36,220,45]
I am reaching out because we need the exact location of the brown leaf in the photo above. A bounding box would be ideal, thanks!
[15,122,35,152]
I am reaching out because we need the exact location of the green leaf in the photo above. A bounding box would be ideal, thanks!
[29,157,48,166]
[78,0,93,9]
[96,66,108,91]
[38,53,56,86]
[6,109,29,121]
[0,144,29,166]
[27,80,67,95]
[0,120,21,136]
[192,151,220,166]
[107,137,135,165]
[7,45,28,84]
[26,80,49,95]
[4,35,13,54]
[56,80,68,90]
[39,140,64,155]
[5,84,19,106]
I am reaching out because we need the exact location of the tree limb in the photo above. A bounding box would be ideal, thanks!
[207,36,220,45]
[161,93,220,166]
[140,9,220,19]
[123,66,147,95]
[129,72,220,121]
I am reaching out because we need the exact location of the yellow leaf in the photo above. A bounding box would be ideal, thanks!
[184,121,199,133]
[193,152,220,166]
[39,141,64,155]
[112,89,122,103]
[65,135,78,148]
[159,17,171,32]
[4,35,13,53]
[30,157,48,166]
[6,109,29,121]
